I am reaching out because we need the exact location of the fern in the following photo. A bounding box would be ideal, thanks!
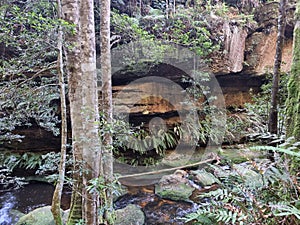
[185,202,247,225]
[271,202,300,220]
[186,151,300,224]
[250,145,300,158]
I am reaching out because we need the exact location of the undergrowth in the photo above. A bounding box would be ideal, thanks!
[185,138,300,225]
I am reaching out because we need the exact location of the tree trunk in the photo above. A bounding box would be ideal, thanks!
[268,0,286,134]
[100,0,114,222]
[80,0,101,224]
[61,1,84,224]
[286,2,300,140]
[51,1,67,224]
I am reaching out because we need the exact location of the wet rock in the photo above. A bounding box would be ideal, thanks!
[143,199,197,225]
[232,163,264,188]
[9,210,25,225]
[16,206,68,225]
[155,170,195,201]
[191,169,219,187]
[223,22,248,73]
[114,191,197,225]
[115,204,145,225]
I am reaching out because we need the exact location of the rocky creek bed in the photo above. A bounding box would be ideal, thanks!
[0,146,266,225]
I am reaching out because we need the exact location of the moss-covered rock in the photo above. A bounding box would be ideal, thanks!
[155,182,194,201]
[115,204,145,225]
[16,206,68,225]
[155,170,195,201]
[191,169,219,186]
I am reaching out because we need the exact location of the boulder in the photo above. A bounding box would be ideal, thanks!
[191,169,219,187]
[115,204,145,225]
[16,206,68,225]
[233,163,264,189]
[9,209,25,225]
[155,170,195,201]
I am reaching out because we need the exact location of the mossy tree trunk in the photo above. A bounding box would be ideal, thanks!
[268,0,286,134]
[286,1,300,140]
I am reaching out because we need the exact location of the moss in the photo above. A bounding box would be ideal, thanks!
[16,206,62,225]
[155,183,194,201]
[16,207,69,225]
[296,1,300,20]
[115,204,145,225]
[286,16,300,140]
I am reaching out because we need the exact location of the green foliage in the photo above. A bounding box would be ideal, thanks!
[1,152,44,171]
[271,202,300,220]
[251,136,300,175]
[111,11,155,44]
[74,219,86,225]
[0,151,72,188]
[0,0,59,76]
[87,176,121,223]
[0,168,27,189]
[112,6,219,60]
[0,151,73,183]
[0,0,65,143]
[145,7,219,57]
[106,118,178,166]
[0,77,60,143]
[186,139,300,224]
[244,73,289,139]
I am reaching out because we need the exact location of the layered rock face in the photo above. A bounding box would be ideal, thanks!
[2,2,295,151]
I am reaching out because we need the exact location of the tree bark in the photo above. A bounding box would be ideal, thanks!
[61,1,84,224]
[51,1,67,224]
[80,0,101,224]
[100,0,114,222]
[268,0,286,134]
[286,1,300,140]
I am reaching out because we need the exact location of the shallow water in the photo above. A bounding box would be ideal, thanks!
[0,182,71,225]
[115,188,198,225]
[0,193,16,225]
[0,182,197,225]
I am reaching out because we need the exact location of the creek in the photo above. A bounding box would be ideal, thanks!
[0,146,255,224]
[0,181,198,225]
[0,182,70,225]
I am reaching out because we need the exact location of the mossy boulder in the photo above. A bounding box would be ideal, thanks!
[155,170,195,201]
[191,169,219,187]
[115,204,145,225]
[233,163,263,188]
[16,206,68,225]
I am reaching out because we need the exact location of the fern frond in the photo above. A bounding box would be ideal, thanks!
[271,202,300,220]
[250,146,300,158]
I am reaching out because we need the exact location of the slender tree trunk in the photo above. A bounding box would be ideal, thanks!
[268,0,286,134]
[61,1,83,224]
[80,0,101,224]
[100,0,114,222]
[286,1,300,140]
[51,1,67,224]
